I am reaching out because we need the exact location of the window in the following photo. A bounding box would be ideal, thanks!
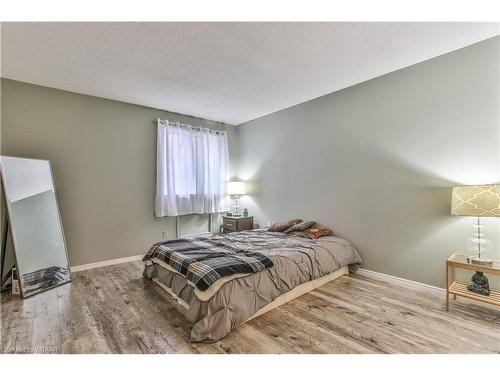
[155,119,229,216]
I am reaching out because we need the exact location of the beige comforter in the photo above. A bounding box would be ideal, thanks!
[143,229,362,342]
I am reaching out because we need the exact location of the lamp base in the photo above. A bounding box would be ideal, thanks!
[467,256,493,267]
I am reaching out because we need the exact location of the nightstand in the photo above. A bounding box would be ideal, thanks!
[446,253,500,311]
[222,215,253,233]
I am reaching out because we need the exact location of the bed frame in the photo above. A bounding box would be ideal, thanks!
[153,265,349,326]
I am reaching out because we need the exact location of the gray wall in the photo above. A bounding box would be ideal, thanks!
[237,37,500,288]
[1,79,238,266]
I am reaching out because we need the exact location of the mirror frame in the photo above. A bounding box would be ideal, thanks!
[0,155,72,298]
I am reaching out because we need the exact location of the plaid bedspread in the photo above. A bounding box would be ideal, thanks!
[143,236,274,291]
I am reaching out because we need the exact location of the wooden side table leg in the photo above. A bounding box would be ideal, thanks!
[452,266,456,300]
[445,263,449,311]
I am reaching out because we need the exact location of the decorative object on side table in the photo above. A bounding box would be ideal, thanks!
[467,271,490,296]
[228,181,246,216]
[451,184,500,266]
[243,208,248,217]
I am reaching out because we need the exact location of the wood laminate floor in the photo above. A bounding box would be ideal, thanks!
[1,261,499,354]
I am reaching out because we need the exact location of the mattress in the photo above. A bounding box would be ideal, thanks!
[143,229,362,342]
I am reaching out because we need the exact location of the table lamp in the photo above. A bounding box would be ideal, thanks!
[228,181,246,216]
[451,184,500,266]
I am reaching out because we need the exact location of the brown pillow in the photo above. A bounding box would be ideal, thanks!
[290,226,333,239]
[283,220,316,234]
[267,219,302,232]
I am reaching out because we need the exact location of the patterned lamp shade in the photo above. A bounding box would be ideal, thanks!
[451,184,500,217]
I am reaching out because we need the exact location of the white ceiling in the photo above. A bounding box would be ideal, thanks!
[1,22,498,125]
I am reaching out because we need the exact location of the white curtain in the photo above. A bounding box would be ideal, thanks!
[155,119,230,217]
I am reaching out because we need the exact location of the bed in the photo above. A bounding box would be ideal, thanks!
[143,229,362,342]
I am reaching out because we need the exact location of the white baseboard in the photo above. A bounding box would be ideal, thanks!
[184,231,212,237]
[70,254,143,273]
[357,267,445,292]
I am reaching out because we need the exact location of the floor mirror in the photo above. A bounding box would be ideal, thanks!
[0,156,71,298]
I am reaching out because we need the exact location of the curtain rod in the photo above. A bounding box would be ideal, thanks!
[153,119,226,134]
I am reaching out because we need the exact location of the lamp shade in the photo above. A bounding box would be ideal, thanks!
[451,184,500,217]
[228,181,246,195]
